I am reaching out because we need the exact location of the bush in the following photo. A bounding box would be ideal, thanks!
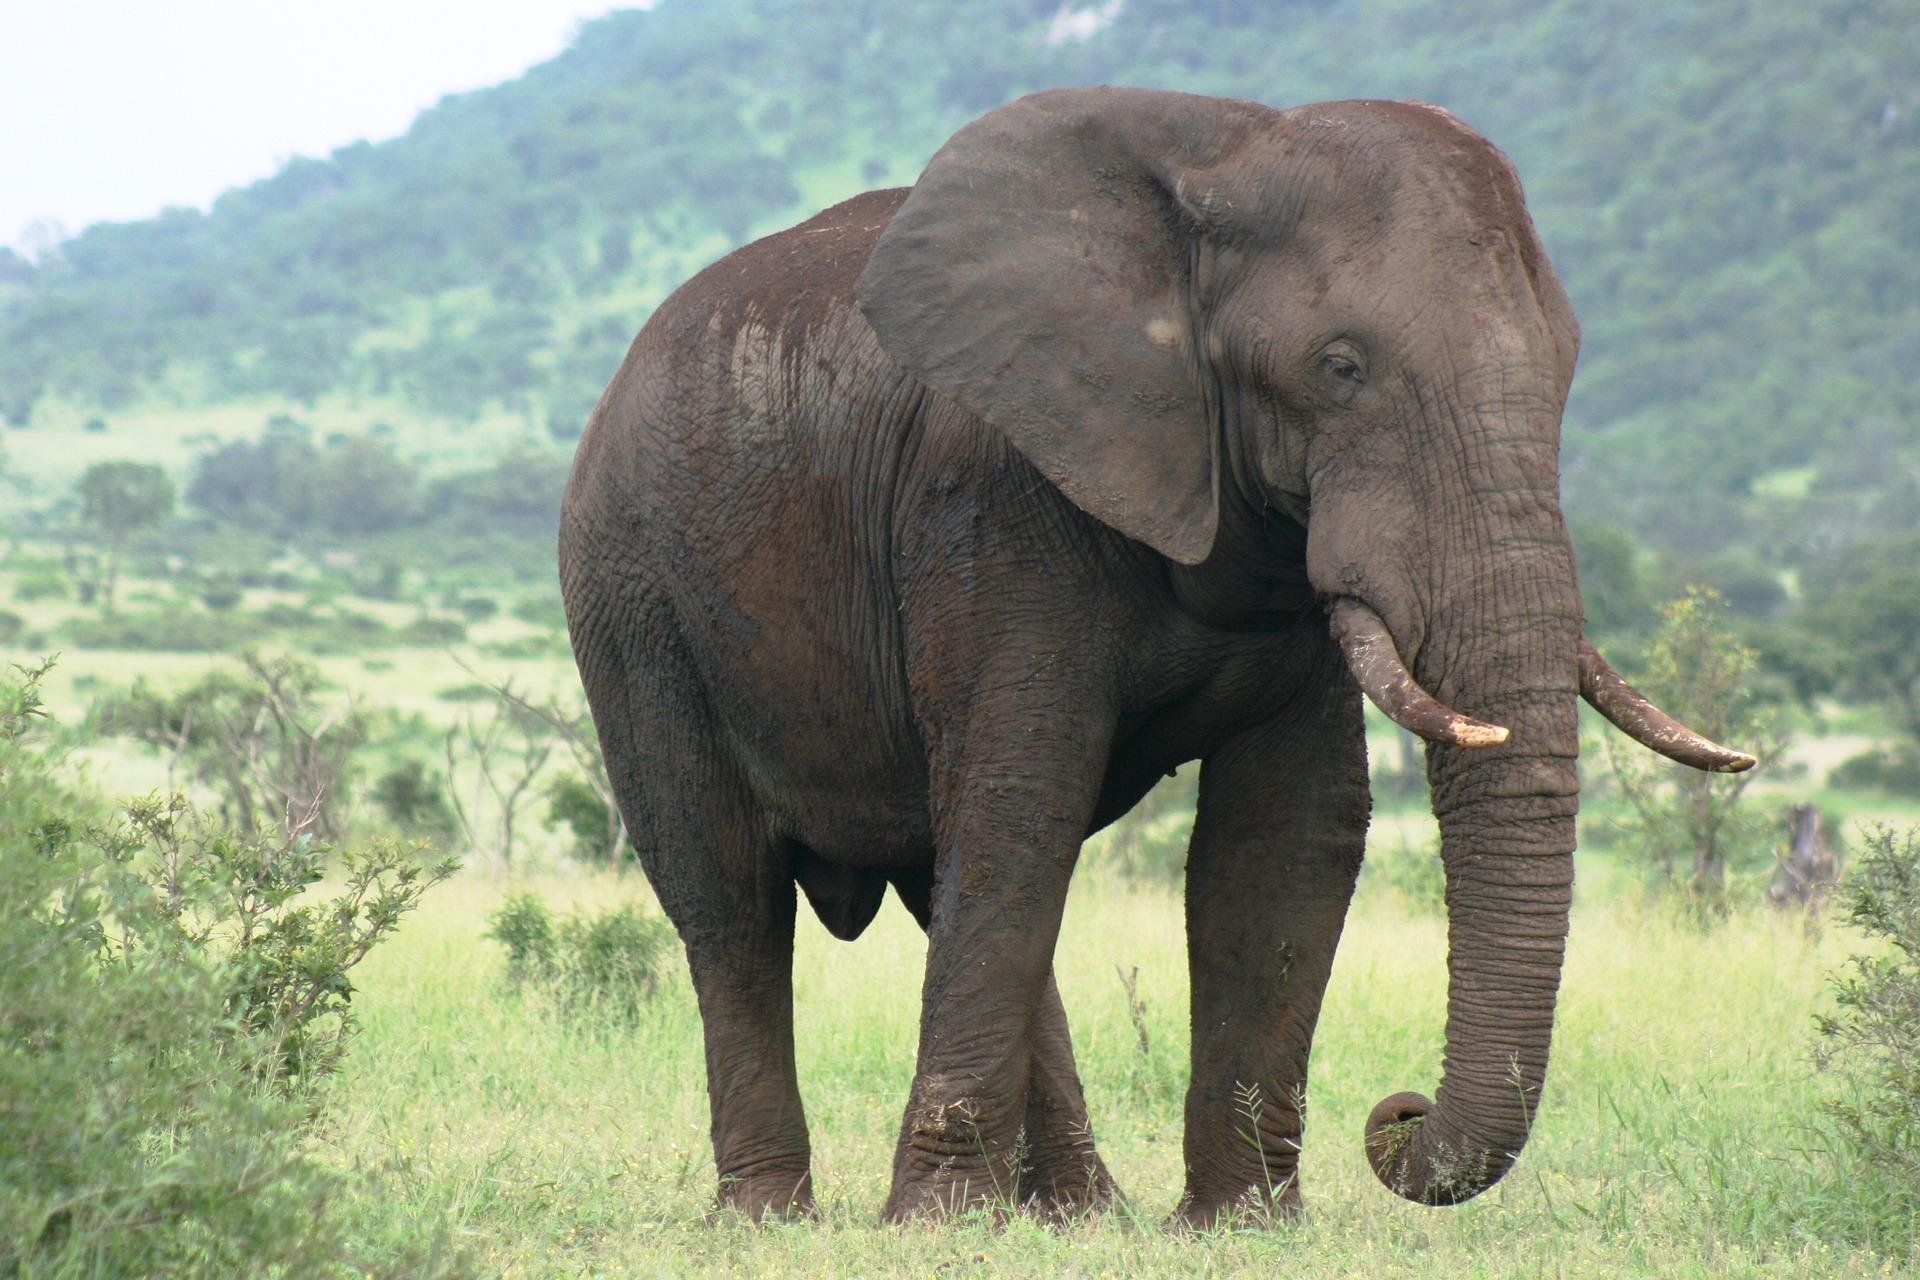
[487,893,674,1024]
[401,615,467,645]
[370,757,459,843]
[545,771,622,864]
[94,652,367,843]
[1082,772,1197,882]
[12,561,69,602]
[198,575,243,611]
[0,660,468,1276]
[1828,746,1920,796]
[451,593,499,621]
[1814,826,1920,1244]
[1602,587,1790,916]
[63,603,256,651]
[94,793,460,1085]
[510,591,567,630]
[1360,834,1445,914]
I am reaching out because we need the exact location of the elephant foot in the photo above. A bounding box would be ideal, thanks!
[710,1169,816,1224]
[1015,1127,1122,1222]
[883,1166,1029,1228]
[1169,1176,1303,1232]
[883,1087,1026,1223]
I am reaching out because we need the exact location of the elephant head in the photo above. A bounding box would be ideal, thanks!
[856,86,1751,1206]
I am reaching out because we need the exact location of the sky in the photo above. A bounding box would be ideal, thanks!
[0,0,630,256]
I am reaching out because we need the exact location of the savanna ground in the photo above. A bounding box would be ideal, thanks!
[332,865,1897,1278]
[6,543,1918,1278]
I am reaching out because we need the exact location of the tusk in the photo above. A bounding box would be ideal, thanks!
[1328,599,1511,749]
[1577,639,1757,773]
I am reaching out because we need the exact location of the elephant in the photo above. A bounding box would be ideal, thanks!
[557,86,1753,1225]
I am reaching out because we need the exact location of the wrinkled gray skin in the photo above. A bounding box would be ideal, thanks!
[561,87,1587,1224]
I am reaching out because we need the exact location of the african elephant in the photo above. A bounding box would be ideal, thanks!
[558,86,1752,1224]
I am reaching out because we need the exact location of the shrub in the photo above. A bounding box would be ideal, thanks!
[94,652,367,843]
[12,562,69,601]
[1828,746,1920,796]
[1602,587,1791,917]
[0,660,467,1276]
[93,793,460,1086]
[402,614,467,645]
[510,591,567,630]
[0,608,21,643]
[198,575,243,611]
[479,633,568,659]
[487,893,674,1024]
[1814,825,1920,1244]
[64,602,256,651]
[1361,833,1445,914]
[1083,772,1197,882]
[371,757,459,843]
[545,771,623,864]
[436,680,498,703]
[451,593,499,622]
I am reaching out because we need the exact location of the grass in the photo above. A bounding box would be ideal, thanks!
[317,864,1903,1278]
[6,558,1917,1274]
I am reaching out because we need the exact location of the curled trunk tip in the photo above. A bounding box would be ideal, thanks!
[1364,1089,1518,1206]
[1328,599,1510,749]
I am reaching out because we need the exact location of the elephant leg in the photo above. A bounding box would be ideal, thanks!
[889,870,1120,1218]
[575,617,813,1220]
[1175,671,1370,1228]
[882,691,1113,1221]
[678,880,810,1221]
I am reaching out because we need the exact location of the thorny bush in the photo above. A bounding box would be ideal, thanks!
[1815,825,1920,1244]
[0,659,468,1277]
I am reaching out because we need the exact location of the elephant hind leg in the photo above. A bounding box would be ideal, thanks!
[887,871,1120,1219]
[577,610,814,1220]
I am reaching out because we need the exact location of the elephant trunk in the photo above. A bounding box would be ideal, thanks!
[1361,496,1582,1206]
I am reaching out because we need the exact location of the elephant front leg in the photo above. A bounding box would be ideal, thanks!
[884,700,1114,1222]
[1176,677,1370,1228]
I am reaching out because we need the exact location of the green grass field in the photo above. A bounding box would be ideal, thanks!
[318,865,1903,1279]
[6,555,1918,1276]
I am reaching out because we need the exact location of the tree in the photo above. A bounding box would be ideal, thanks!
[75,461,173,614]
[312,435,419,535]
[94,653,367,844]
[443,684,558,871]
[1803,531,1920,752]
[1604,587,1790,915]
[187,417,318,531]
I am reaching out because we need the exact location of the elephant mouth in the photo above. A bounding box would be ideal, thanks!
[1326,597,1756,772]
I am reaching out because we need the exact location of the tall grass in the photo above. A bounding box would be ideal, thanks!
[324,866,1905,1278]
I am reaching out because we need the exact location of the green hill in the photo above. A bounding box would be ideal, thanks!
[3,0,1915,560]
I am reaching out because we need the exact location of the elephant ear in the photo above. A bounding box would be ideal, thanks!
[856,87,1274,566]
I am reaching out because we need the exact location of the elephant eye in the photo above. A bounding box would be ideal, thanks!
[1320,353,1366,385]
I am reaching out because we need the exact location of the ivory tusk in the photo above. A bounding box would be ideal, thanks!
[1577,639,1757,773]
[1328,599,1511,749]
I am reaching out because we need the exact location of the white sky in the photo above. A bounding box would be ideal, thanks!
[0,0,631,255]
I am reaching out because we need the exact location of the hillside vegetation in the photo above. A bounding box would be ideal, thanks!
[2,0,1915,563]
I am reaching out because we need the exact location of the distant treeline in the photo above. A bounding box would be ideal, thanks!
[1,0,1915,563]
[182,415,565,541]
